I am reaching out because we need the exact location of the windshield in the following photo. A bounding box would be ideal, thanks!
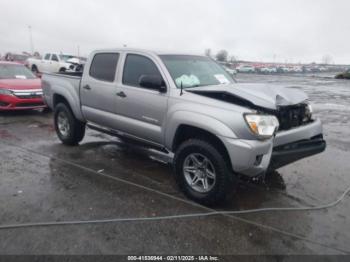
[160,55,234,88]
[0,64,37,79]
[59,55,75,62]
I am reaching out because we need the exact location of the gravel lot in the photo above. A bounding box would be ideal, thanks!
[0,73,349,255]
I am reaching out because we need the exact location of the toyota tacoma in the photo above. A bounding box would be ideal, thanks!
[42,49,326,205]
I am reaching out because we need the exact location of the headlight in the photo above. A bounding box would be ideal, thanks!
[244,114,279,139]
[0,89,13,95]
[306,103,313,114]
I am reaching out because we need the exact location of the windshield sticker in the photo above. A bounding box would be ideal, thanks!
[214,74,230,84]
[175,74,200,88]
[15,75,27,79]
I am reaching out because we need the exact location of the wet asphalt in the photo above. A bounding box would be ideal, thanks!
[0,73,349,255]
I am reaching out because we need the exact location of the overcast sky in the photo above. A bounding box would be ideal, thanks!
[0,0,349,64]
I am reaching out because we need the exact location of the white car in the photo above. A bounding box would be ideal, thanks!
[281,67,291,73]
[260,67,277,74]
[223,66,237,76]
[27,53,80,74]
[292,66,303,73]
[237,65,256,73]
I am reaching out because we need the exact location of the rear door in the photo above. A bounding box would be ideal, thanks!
[50,54,60,72]
[80,52,120,128]
[114,53,168,144]
[39,53,51,72]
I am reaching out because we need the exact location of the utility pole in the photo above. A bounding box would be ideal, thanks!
[77,45,80,57]
[28,26,34,55]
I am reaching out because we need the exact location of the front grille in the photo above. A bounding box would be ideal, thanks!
[275,104,311,131]
[15,94,42,99]
[0,102,9,106]
[16,102,45,107]
[12,90,43,99]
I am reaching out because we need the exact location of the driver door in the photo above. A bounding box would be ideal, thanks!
[114,53,168,144]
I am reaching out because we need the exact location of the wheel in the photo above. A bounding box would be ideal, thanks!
[54,103,85,145]
[31,65,39,74]
[173,139,236,206]
[59,68,66,73]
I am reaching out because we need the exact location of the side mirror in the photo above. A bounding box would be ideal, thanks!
[139,75,166,93]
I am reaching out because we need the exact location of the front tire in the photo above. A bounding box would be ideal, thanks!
[174,139,236,206]
[54,103,85,145]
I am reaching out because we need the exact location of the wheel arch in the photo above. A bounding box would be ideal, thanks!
[52,92,84,121]
[171,124,233,171]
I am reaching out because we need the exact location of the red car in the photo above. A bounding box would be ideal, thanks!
[0,62,46,111]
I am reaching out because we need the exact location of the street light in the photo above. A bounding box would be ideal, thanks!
[28,25,34,55]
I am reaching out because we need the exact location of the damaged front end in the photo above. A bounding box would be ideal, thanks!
[186,86,313,132]
[187,84,326,173]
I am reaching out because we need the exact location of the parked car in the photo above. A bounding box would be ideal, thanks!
[42,49,326,205]
[2,53,30,65]
[259,66,277,74]
[222,66,237,76]
[0,62,46,111]
[291,66,303,73]
[335,69,350,79]
[27,53,82,74]
[237,65,256,73]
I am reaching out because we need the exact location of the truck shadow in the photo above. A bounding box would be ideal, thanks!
[47,137,291,211]
[0,109,50,120]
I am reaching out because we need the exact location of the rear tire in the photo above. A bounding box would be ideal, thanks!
[174,139,236,206]
[54,103,85,146]
[31,65,39,74]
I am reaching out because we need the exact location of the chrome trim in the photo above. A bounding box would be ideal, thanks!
[11,89,42,93]
[12,89,43,97]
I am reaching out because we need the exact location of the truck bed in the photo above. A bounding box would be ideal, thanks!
[42,72,84,120]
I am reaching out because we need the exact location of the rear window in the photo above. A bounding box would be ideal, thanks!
[0,64,36,79]
[89,53,119,82]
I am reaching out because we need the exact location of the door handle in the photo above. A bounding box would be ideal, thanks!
[83,85,91,90]
[116,91,127,98]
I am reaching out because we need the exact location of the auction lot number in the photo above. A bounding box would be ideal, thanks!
[128,256,219,261]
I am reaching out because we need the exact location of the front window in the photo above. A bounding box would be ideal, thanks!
[0,64,37,79]
[51,54,59,62]
[123,54,163,89]
[160,55,234,88]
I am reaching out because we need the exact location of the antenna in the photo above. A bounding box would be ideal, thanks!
[180,81,184,96]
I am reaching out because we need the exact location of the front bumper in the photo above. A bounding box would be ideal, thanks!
[0,94,46,111]
[219,118,326,177]
[269,135,326,170]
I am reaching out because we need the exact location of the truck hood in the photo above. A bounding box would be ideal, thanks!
[186,83,308,110]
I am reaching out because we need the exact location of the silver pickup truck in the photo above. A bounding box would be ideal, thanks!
[42,48,326,205]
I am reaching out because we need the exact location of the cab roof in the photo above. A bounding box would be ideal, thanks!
[92,48,205,57]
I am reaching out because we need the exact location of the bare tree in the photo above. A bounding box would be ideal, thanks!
[229,55,237,63]
[322,55,333,65]
[205,48,212,57]
[216,50,228,62]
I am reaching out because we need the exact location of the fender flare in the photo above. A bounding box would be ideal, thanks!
[52,88,84,121]
[164,110,237,149]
